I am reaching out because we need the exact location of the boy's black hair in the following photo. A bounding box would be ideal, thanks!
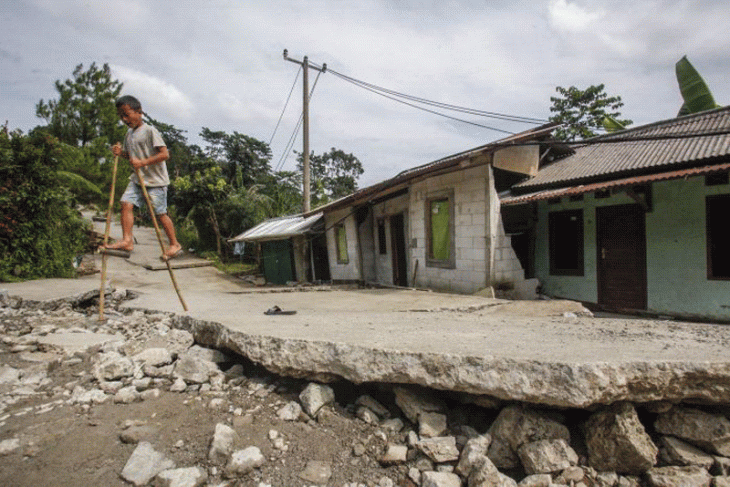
[115,95,143,112]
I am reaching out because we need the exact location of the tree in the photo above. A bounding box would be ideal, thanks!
[0,129,89,280]
[171,158,230,255]
[549,85,632,141]
[200,128,272,189]
[35,63,125,147]
[146,116,204,179]
[296,147,364,207]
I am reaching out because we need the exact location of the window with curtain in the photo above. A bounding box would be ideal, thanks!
[426,191,455,268]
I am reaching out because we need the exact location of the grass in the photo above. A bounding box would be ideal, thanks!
[200,251,257,276]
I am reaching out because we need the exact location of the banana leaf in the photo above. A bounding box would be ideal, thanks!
[676,56,720,116]
[602,115,627,133]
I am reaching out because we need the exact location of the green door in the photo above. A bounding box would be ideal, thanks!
[261,240,294,285]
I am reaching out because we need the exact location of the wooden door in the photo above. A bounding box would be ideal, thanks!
[596,204,647,310]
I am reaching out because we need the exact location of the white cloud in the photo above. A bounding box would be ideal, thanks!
[111,65,195,120]
[548,0,603,33]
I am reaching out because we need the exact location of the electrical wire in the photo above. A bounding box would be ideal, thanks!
[269,65,301,146]
[273,69,325,172]
[327,68,547,124]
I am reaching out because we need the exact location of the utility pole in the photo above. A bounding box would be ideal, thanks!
[283,49,327,213]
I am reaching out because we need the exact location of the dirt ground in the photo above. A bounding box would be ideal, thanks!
[0,298,489,487]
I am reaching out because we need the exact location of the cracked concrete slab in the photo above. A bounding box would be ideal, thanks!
[4,218,730,408]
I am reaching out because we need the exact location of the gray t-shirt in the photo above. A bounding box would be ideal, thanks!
[124,123,169,187]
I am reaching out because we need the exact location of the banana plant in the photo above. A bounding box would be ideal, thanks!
[676,55,721,116]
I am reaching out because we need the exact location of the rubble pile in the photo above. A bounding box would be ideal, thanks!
[2,294,730,486]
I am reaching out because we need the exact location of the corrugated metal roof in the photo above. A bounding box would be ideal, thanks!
[229,213,323,243]
[515,106,730,191]
[502,162,730,205]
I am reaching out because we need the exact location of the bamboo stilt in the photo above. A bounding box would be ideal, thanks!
[133,168,188,312]
[99,155,119,321]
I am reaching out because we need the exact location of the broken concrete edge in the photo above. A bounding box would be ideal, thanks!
[162,312,730,410]
[8,290,730,410]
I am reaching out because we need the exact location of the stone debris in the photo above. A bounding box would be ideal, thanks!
[209,423,239,465]
[655,407,730,456]
[121,441,176,486]
[585,402,658,474]
[645,465,713,487]
[298,459,333,484]
[225,446,265,477]
[5,296,730,486]
[154,466,208,487]
[517,439,579,474]
[299,382,335,417]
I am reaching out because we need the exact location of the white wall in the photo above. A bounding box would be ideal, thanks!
[325,208,361,281]
[372,193,410,286]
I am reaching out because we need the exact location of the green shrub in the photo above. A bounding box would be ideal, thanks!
[0,130,89,281]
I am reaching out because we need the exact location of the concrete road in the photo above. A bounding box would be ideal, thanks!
[5,216,730,407]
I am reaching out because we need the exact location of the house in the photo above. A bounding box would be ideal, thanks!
[309,124,561,295]
[502,106,730,321]
[229,213,329,285]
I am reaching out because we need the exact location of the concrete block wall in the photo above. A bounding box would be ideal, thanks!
[325,209,361,281]
[410,165,490,293]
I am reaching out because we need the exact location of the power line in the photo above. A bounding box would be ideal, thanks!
[328,68,547,124]
[269,65,301,146]
[273,69,325,172]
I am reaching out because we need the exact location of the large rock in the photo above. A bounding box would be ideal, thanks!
[645,466,712,487]
[155,466,207,487]
[225,446,265,477]
[456,434,492,477]
[299,382,335,417]
[585,402,657,475]
[209,423,238,464]
[417,436,460,463]
[173,354,219,384]
[93,351,134,381]
[487,405,570,469]
[421,471,462,487]
[120,442,175,487]
[517,439,578,474]
[655,408,730,456]
[394,386,445,424]
[659,436,715,468]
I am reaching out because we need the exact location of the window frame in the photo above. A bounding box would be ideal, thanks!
[425,189,456,269]
[707,194,730,280]
[548,209,584,276]
[335,224,349,265]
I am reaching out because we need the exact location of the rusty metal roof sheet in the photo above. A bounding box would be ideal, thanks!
[502,162,730,205]
[515,106,730,191]
[229,213,323,242]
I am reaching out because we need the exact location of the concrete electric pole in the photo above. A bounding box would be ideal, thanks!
[283,49,327,213]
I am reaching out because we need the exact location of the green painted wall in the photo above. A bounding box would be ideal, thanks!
[534,176,730,320]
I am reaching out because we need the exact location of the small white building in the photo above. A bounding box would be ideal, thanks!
[311,124,558,295]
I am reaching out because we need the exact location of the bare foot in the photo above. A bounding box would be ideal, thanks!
[161,244,183,261]
[101,240,134,252]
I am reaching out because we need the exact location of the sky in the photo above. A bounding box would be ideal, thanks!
[2,0,729,186]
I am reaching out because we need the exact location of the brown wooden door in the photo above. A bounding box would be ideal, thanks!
[596,204,647,311]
